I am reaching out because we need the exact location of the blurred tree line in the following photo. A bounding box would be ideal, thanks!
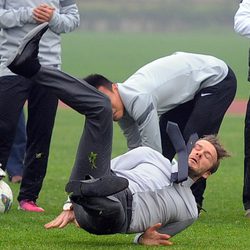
[75,0,240,32]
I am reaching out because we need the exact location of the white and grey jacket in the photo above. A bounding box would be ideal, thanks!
[111,146,198,240]
[118,52,228,153]
[234,0,250,81]
[0,0,80,76]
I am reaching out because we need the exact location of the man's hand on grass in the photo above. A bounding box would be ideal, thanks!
[44,210,78,229]
[139,223,173,246]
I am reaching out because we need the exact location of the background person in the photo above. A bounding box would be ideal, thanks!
[234,0,250,218]
[0,0,80,212]
[6,112,26,184]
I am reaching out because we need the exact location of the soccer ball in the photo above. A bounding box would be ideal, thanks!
[0,180,13,213]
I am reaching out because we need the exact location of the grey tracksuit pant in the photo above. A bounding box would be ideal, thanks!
[32,66,131,234]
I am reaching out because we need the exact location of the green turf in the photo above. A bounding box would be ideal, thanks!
[1,110,250,249]
[1,30,249,248]
[61,29,250,99]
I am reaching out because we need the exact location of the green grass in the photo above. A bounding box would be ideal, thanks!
[1,110,250,249]
[61,29,250,99]
[1,31,250,249]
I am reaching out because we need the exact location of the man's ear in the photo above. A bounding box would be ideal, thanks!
[98,85,107,93]
[112,83,118,92]
[202,171,211,179]
[99,86,112,96]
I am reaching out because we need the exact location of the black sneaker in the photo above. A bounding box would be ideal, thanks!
[65,175,129,197]
[7,22,49,78]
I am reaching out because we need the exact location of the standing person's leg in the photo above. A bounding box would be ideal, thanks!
[159,100,195,161]
[185,67,237,210]
[32,68,130,234]
[243,97,250,216]
[17,85,58,208]
[33,67,113,179]
[6,110,26,183]
[0,76,29,172]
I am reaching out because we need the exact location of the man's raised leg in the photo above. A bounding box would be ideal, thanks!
[7,23,131,234]
[7,23,128,194]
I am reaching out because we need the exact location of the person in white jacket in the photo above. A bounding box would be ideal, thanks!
[84,51,237,213]
[234,0,250,218]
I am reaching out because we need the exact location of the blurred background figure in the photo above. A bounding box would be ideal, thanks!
[234,0,250,218]
[6,112,26,184]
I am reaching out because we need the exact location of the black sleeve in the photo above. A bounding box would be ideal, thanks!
[157,218,196,237]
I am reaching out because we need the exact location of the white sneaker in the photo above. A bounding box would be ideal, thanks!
[0,168,6,180]
[245,209,250,218]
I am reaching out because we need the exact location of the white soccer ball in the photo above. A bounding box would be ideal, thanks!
[0,180,13,213]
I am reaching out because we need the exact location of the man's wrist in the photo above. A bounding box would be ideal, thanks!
[63,200,73,211]
[133,233,144,244]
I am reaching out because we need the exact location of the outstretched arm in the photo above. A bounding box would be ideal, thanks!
[157,218,196,236]
[134,218,196,245]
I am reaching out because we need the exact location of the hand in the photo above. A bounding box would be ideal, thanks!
[44,210,77,229]
[139,223,173,246]
[33,4,55,23]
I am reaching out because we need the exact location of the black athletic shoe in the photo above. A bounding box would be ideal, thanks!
[65,175,129,197]
[7,22,49,78]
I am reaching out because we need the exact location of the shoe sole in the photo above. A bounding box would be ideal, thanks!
[18,205,45,212]
[6,22,49,68]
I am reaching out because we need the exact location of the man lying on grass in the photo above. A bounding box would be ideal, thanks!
[6,23,230,246]
[44,135,229,246]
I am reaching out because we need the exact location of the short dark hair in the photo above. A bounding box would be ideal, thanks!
[84,74,113,91]
[201,135,230,174]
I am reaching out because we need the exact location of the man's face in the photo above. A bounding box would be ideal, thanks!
[98,84,124,121]
[188,139,218,179]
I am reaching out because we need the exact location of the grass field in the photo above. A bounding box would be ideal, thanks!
[61,29,249,99]
[1,111,249,249]
[1,30,250,249]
